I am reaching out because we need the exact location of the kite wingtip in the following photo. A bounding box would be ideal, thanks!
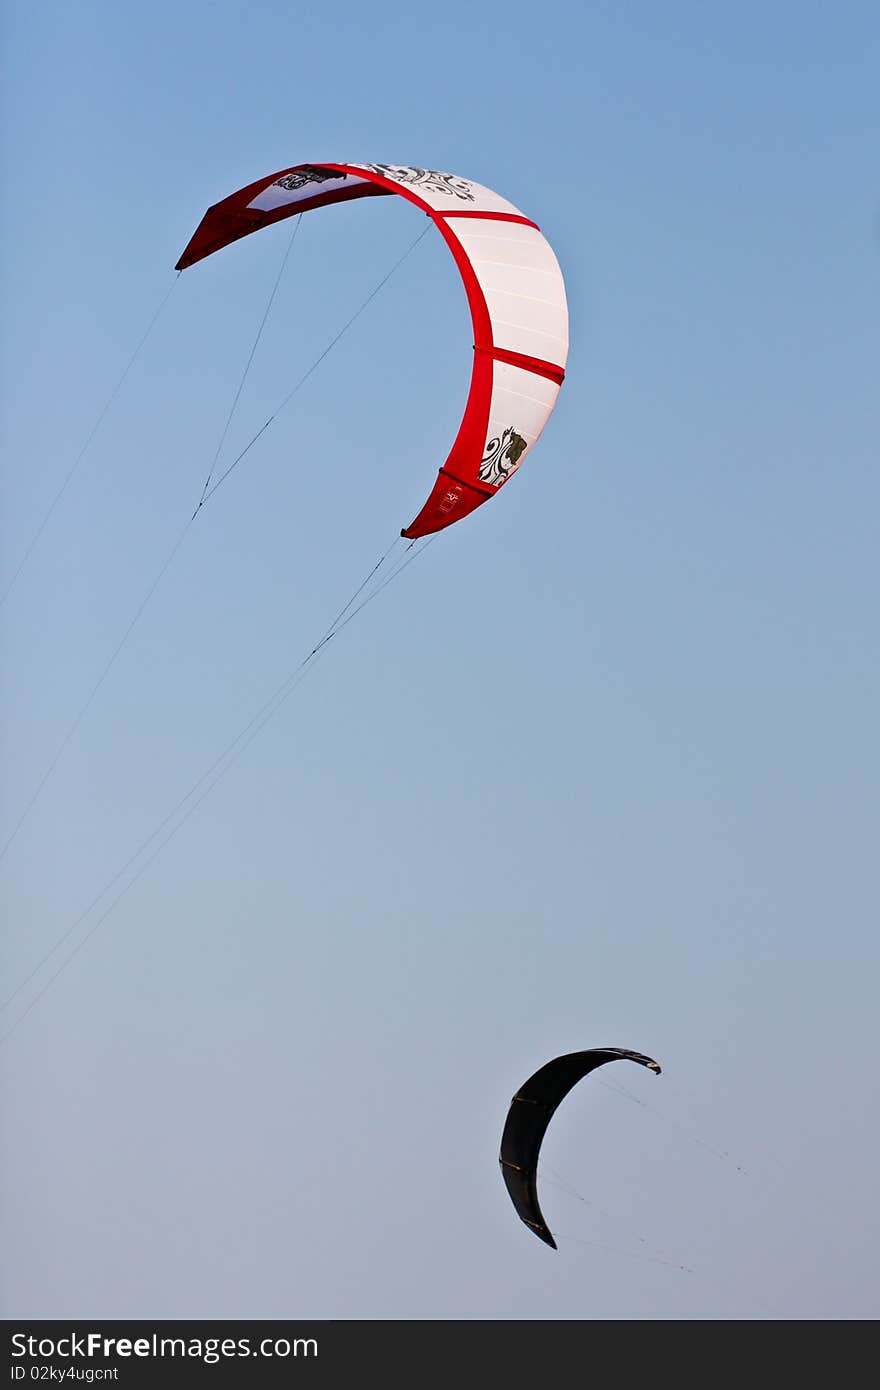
[523,1217,557,1250]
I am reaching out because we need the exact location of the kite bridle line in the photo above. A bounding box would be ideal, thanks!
[0,530,437,1044]
[195,221,432,511]
[193,214,304,512]
[0,218,303,869]
[0,219,431,869]
[597,1074,749,1173]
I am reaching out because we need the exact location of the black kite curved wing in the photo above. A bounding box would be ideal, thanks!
[499,1046,661,1249]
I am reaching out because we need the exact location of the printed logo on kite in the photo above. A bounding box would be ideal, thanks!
[356,165,476,201]
[274,166,349,192]
[438,482,464,516]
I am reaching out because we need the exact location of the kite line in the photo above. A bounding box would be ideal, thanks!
[0,221,429,867]
[0,274,181,609]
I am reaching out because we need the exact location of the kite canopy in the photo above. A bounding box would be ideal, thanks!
[499,1047,662,1250]
[176,163,568,538]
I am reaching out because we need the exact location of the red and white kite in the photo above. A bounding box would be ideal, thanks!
[177,164,568,538]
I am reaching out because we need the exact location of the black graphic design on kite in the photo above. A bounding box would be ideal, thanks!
[357,164,476,200]
[499,1047,662,1249]
[480,426,528,487]
[175,161,568,538]
[275,166,349,192]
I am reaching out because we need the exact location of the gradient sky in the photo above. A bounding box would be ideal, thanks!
[1,0,878,1320]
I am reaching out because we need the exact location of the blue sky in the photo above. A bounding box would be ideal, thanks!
[1,0,878,1319]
